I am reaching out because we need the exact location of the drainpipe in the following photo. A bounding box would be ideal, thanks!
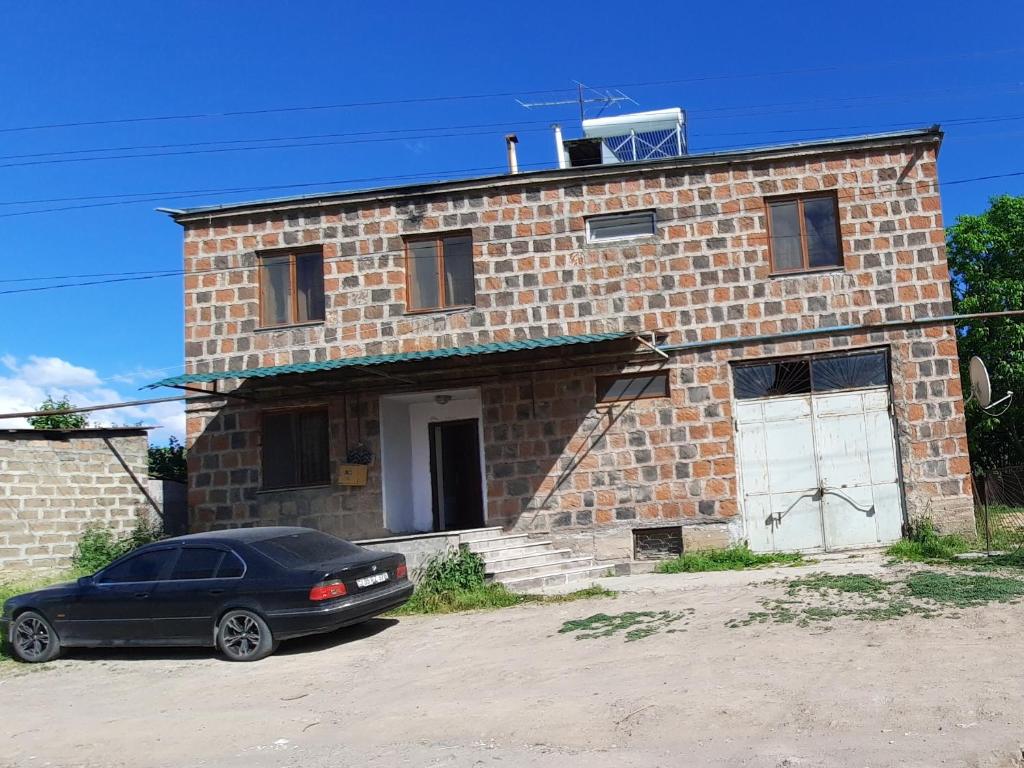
[505,133,519,174]
[552,124,567,169]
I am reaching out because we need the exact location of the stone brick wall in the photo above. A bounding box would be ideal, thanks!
[177,129,976,551]
[0,429,152,571]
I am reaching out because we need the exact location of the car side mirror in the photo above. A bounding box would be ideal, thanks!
[77,575,93,587]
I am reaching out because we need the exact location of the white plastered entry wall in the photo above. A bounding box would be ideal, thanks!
[379,388,486,533]
[733,352,905,553]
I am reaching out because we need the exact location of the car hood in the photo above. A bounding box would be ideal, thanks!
[5,581,78,607]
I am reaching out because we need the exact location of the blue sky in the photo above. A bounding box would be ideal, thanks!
[1,0,1023,441]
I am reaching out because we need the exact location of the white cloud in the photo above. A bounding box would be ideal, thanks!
[0,354,184,444]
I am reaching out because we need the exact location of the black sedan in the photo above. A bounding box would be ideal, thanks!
[1,527,412,663]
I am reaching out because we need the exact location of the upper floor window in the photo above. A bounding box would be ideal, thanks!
[261,408,330,490]
[404,232,474,312]
[766,193,842,274]
[260,249,325,328]
[586,210,657,242]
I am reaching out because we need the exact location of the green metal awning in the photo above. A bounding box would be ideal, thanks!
[147,332,637,389]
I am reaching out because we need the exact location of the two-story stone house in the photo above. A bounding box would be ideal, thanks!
[152,121,975,575]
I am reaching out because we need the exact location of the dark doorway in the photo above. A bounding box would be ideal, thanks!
[428,419,485,531]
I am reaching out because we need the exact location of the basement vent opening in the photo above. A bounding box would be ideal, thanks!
[633,526,683,560]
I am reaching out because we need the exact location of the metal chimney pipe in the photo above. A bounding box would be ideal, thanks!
[552,124,567,169]
[505,133,519,174]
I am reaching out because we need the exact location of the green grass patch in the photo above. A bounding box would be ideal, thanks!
[656,545,803,574]
[905,572,1024,607]
[785,573,889,595]
[885,517,973,563]
[387,547,616,616]
[559,608,693,641]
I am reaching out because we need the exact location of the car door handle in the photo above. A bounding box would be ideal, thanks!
[208,589,225,595]
[134,593,149,599]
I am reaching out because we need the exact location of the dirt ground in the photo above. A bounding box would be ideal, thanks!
[3,551,1024,768]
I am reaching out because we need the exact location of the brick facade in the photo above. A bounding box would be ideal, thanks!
[0,429,153,571]
[174,129,975,557]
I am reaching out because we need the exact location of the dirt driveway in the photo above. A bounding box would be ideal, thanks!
[3,552,1024,768]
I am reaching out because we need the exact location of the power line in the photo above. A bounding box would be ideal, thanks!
[0,119,1018,220]
[2,84,1021,172]
[3,168,1024,297]
[0,125,558,171]
[2,46,1020,135]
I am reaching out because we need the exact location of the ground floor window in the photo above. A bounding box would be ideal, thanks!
[261,409,330,489]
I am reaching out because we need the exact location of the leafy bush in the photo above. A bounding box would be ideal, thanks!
[656,544,803,574]
[73,518,164,573]
[417,546,486,594]
[148,437,186,482]
[390,546,615,615]
[27,395,87,430]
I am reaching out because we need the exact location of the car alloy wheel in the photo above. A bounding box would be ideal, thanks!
[216,609,274,662]
[11,611,61,663]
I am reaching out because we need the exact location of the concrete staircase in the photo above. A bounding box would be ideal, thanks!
[458,527,611,592]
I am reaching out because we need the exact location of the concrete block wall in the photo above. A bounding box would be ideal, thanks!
[0,430,151,571]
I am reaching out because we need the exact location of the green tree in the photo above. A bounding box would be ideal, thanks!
[27,395,88,430]
[148,436,187,482]
[947,194,1024,472]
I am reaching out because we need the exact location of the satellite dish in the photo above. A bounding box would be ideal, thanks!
[969,356,992,408]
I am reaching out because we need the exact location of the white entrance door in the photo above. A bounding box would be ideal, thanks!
[735,387,903,553]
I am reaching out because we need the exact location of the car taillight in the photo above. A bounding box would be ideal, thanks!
[309,579,347,601]
[396,563,408,580]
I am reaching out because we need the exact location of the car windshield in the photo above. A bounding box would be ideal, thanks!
[250,531,363,568]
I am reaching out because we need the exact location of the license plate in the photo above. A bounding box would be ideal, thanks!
[356,572,389,588]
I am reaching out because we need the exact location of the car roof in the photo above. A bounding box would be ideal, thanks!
[162,526,321,545]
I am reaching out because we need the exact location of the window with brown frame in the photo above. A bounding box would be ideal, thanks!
[766,193,843,273]
[404,232,475,312]
[259,249,325,328]
[596,372,670,403]
[261,409,330,490]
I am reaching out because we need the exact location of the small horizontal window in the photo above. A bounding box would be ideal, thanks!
[596,372,669,403]
[586,211,657,242]
[733,351,889,400]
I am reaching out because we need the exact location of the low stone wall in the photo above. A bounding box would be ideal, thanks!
[0,428,153,572]
[356,531,462,582]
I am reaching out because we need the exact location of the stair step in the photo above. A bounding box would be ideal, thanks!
[472,541,556,561]
[456,527,506,543]
[499,565,613,593]
[482,549,575,570]
[487,557,597,581]
[464,534,531,551]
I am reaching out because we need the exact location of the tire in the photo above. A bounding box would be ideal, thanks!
[216,609,275,662]
[10,611,61,663]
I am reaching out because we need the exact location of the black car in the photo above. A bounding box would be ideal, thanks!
[1,527,412,663]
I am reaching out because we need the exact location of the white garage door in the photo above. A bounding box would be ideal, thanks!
[733,351,904,553]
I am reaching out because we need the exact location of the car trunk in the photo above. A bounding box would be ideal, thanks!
[313,551,405,597]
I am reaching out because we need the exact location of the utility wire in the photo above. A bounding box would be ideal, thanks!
[2,45,1021,134]
[0,120,1018,219]
[2,168,1024,297]
[1,85,1021,171]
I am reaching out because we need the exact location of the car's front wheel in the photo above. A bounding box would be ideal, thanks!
[10,611,61,663]
[216,609,275,662]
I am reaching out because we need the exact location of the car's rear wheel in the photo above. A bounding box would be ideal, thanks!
[216,609,274,662]
[11,611,61,663]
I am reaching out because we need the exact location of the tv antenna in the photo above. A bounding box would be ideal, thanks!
[516,81,637,122]
[968,356,1014,415]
